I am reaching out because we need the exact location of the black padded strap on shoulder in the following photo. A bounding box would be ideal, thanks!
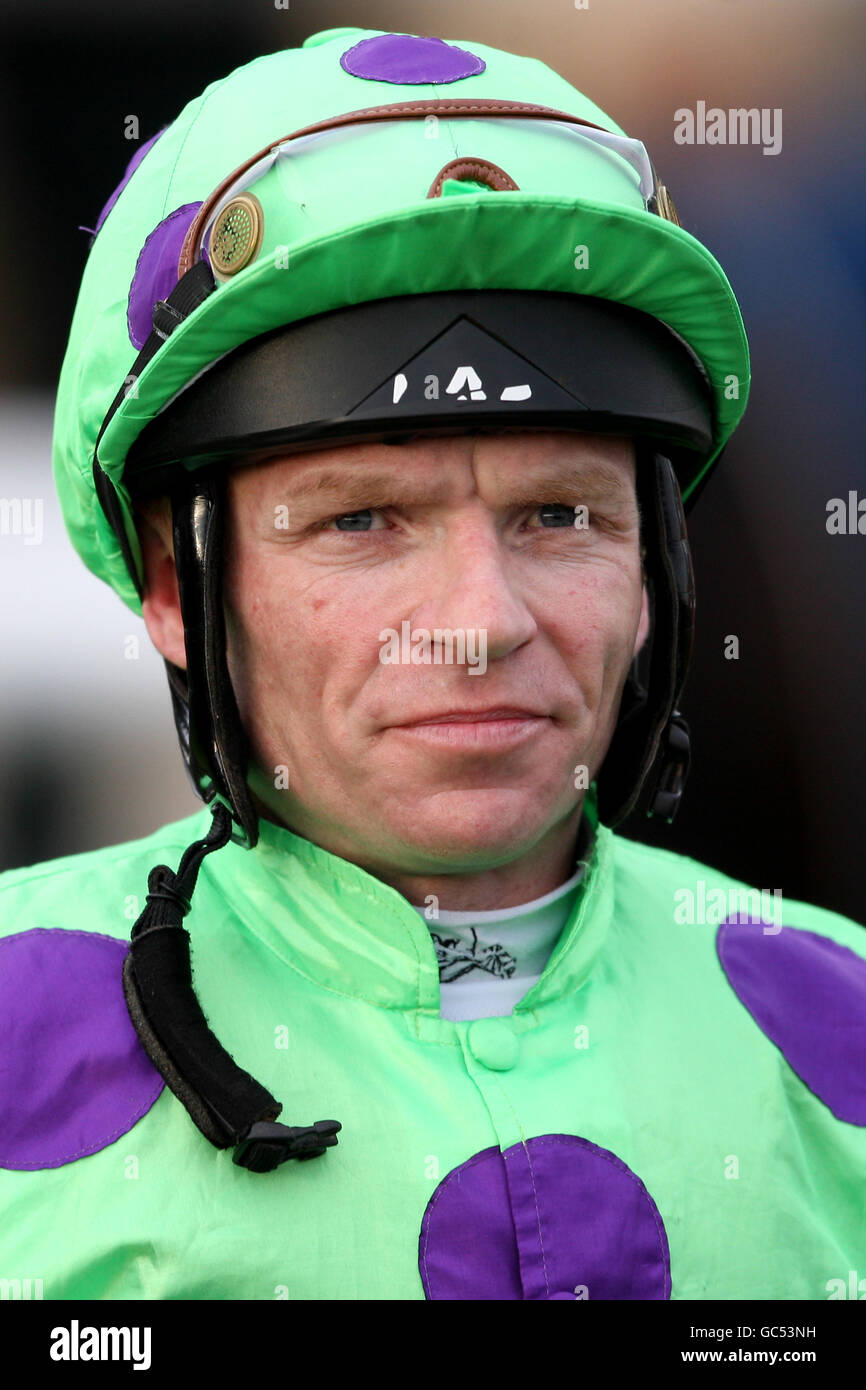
[122,801,341,1173]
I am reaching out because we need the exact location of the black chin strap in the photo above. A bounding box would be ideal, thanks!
[595,448,694,826]
[122,800,341,1173]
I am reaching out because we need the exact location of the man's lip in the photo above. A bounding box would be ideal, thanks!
[394,707,547,726]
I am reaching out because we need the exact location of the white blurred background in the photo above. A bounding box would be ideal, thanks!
[0,396,200,864]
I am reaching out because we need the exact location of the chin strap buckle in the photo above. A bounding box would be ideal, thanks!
[233,1119,342,1173]
[646,711,691,824]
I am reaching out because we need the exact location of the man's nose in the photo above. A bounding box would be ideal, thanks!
[410,514,538,662]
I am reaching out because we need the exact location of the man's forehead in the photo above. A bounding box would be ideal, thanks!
[232,431,637,501]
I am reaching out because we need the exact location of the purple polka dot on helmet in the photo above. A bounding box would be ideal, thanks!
[127,202,203,350]
[340,33,486,85]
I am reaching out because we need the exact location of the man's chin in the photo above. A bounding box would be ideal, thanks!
[246,778,573,863]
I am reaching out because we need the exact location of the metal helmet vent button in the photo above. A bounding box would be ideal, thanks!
[209,193,264,278]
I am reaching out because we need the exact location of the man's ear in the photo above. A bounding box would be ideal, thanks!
[633,581,650,659]
[136,499,187,670]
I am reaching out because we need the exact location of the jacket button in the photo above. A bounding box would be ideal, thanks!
[467,1018,519,1071]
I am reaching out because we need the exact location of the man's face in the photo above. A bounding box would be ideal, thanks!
[216,430,649,878]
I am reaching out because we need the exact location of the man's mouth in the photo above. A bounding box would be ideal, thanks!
[396,706,546,726]
[390,708,550,749]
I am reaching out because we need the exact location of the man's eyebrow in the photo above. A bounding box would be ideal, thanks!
[276,459,634,509]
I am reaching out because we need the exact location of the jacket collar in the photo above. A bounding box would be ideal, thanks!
[210,795,614,1024]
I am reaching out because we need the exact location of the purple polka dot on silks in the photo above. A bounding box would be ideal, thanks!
[0,929,164,1171]
[717,919,866,1125]
[341,33,485,86]
[419,1134,671,1300]
[127,202,203,349]
[94,126,167,237]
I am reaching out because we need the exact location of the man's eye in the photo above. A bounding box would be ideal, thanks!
[325,509,384,532]
[533,504,585,528]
